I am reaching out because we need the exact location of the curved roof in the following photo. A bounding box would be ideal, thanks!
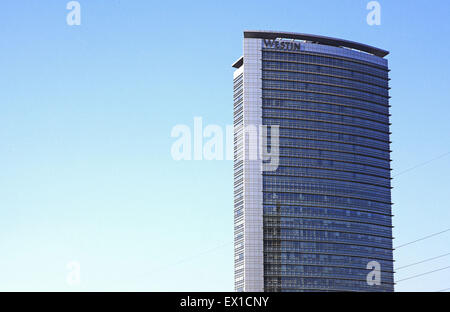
[244,30,389,58]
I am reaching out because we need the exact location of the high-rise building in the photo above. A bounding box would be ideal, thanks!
[233,31,393,292]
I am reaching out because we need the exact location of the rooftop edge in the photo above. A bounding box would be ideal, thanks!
[243,30,389,58]
[232,56,244,69]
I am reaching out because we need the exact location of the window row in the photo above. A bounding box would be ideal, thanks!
[274,126,390,150]
[263,80,388,106]
[262,51,389,78]
[263,61,388,89]
[264,240,393,259]
[274,147,391,168]
[263,205,392,226]
[263,217,392,237]
[263,192,392,213]
[272,137,390,160]
[263,89,389,115]
[262,70,388,97]
[264,252,394,271]
[263,98,389,121]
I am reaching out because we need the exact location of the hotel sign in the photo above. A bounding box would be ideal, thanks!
[263,39,301,51]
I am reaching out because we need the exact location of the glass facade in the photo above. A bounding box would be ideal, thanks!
[233,31,394,292]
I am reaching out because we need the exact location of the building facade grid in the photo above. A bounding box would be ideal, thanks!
[233,31,394,292]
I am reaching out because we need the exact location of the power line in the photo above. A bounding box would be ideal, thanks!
[396,252,450,270]
[168,241,233,267]
[438,287,450,292]
[148,241,233,275]
[159,241,232,270]
[135,241,233,284]
[396,266,450,283]
[393,151,450,178]
[394,228,450,249]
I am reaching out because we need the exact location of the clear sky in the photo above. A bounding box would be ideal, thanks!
[0,0,449,291]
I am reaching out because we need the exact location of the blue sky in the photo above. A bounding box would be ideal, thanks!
[0,0,449,291]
